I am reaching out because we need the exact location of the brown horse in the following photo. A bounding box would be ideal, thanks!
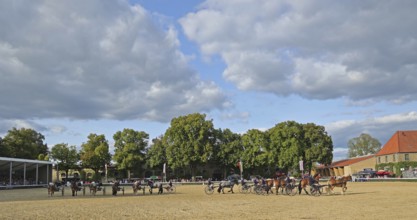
[48,183,59,197]
[89,182,103,196]
[298,173,321,195]
[132,180,145,195]
[71,180,82,196]
[327,175,352,195]
[266,177,287,195]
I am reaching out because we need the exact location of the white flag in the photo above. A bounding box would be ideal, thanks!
[299,160,304,171]
[163,163,166,174]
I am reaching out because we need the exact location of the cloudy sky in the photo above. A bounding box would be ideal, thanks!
[1,0,416,161]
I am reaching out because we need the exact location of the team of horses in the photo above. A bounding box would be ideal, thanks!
[48,174,353,197]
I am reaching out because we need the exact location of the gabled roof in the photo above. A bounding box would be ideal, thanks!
[316,154,375,169]
[376,130,417,156]
[329,154,375,168]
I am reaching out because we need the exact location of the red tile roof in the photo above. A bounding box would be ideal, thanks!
[328,154,375,168]
[376,130,417,156]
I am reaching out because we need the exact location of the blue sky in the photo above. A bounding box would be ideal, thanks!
[1,0,417,161]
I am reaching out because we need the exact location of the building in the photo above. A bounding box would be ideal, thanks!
[314,155,376,177]
[375,130,417,164]
[0,157,53,188]
[315,130,417,177]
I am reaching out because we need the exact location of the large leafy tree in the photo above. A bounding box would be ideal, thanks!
[215,128,243,177]
[303,123,333,169]
[164,113,216,177]
[348,133,381,158]
[268,121,305,171]
[50,143,79,180]
[113,128,148,179]
[0,137,10,157]
[79,134,111,175]
[147,136,166,168]
[241,129,268,172]
[1,127,48,159]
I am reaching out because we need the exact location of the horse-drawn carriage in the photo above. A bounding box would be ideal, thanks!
[111,181,124,196]
[47,182,64,197]
[70,181,85,196]
[87,182,106,196]
[205,174,240,195]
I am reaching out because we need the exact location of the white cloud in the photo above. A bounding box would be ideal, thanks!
[0,0,228,122]
[326,111,417,150]
[180,0,417,102]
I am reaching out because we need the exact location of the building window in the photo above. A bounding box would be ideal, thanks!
[405,154,409,161]
[385,156,388,162]
[393,155,396,162]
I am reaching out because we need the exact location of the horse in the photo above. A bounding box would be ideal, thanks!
[298,173,322,195]
[147,180,163,194]
[217,174,240,194]
[112,181,121,196]
[266,176,289,195]
[132,180,145,195]
[48,182,60,197]
[70,180,82,196]
[327,175,352,195]
[89,181,103,196]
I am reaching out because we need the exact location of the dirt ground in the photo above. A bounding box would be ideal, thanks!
[1,182,416,220]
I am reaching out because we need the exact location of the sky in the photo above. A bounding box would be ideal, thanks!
[1,0,417,162]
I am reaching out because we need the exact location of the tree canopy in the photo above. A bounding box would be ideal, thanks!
[164,113,216,176]
[79,134,111,173]
[113,129,148,177]
[0,127,48,159]
[50,143,79,179]
[348,133,381,158]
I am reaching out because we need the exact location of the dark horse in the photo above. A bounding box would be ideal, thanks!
[147,180,163,194]
[112,181,121,196]
[70,180,82,196]
[217,174,240,194]
[327,175,352,195]
[298,173,321,195]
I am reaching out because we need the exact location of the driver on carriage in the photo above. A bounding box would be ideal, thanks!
[253,177,259,186]
[240,177,246,186]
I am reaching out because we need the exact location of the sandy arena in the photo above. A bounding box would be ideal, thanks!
[1,182,416,220]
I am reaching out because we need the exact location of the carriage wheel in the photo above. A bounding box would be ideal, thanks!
[204,186,214,195]
[286,185,297,196]
[169,185,176,193]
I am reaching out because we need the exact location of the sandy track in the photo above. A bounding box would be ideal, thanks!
[1,182,416,220]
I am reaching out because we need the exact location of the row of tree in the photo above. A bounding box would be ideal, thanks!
[1,113,337,179]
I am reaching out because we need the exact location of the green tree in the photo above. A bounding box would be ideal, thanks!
[147,136,166,168]
[241,129,268,173]
[113,128,148,179]
[1,127,48,159]
[164,113,216,177]
[215,128,243,177]
[50,143,79,180]
[268,121,304,171]
[348,133,381,158]
[79,134,111,176]
[302,123,333,169]
[0,136,11,157]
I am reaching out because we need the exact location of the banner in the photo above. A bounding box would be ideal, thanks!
[299,160,304,171]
